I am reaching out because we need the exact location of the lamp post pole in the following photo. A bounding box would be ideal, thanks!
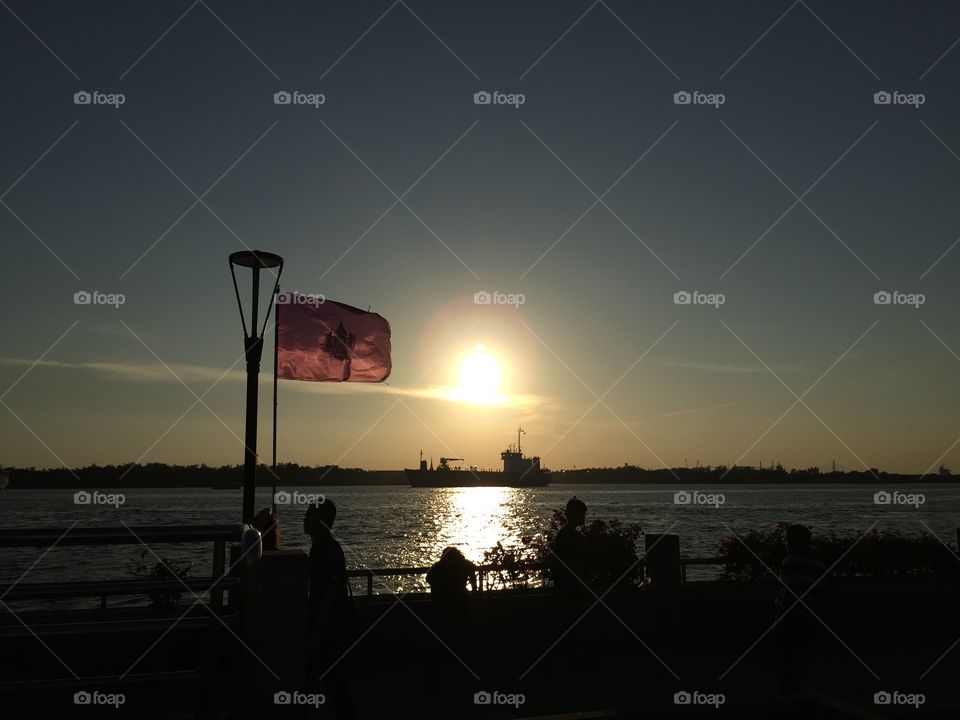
[229,250,283,525]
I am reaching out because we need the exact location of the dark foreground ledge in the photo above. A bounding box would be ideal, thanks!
[2,575,959,719]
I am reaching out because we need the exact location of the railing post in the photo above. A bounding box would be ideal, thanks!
[211,539,225,612]
[645,534,681,595]
[247,551,309,715]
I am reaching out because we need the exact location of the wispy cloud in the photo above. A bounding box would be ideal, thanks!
[0,357,544,408]
[0,357,243,383]
[660,401,737,418]
[661,359,800,374]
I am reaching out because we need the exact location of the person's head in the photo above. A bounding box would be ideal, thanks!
[253,507,281,551]
[303,499,337,539]
[565,497,587,527]
[786,524,812,555]
[439,546,466,565]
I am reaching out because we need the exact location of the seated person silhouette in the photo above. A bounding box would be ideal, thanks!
[252,507,281,551]
[427,546,477,615]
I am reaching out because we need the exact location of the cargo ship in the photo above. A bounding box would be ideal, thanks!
[406,428,550,487]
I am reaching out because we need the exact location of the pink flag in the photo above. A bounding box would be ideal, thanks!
[276,293,391,382]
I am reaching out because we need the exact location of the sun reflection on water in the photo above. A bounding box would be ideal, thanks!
[431,486,515,564]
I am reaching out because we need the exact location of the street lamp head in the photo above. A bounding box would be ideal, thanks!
[229,249,284,341]
[229,250,284,269]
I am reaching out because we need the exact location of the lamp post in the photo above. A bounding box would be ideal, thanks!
[229,250,283,524]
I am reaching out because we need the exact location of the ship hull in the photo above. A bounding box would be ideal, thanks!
[405,468,550,488]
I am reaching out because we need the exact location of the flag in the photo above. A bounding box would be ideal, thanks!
[276,293,391,382]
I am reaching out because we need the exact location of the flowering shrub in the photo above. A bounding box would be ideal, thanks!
[717,522,958,581]
[482,540,543,590]
[579,516,644,592]
[483,508,643,592]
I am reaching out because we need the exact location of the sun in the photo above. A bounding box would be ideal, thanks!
[450,343,505,404]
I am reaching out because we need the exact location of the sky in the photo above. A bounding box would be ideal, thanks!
[2,1,960,474]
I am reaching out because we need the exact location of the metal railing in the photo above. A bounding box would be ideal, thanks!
[346,557,727,597]
[0,524,243,612]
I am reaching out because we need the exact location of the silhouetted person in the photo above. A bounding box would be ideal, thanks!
[304,500,356,719]
[252,507,281,551]
[427,546,477,618]
[776,523,827,694]
[552,497,588,600]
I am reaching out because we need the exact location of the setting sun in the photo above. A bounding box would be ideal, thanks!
[449,343,506,404]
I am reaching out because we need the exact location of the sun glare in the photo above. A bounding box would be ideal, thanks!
[450,343,506,404]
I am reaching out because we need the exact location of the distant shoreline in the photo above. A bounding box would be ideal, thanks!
[2,464,955,489]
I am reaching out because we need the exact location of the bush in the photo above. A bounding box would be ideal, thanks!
[483,507,643,593]
[717,522,958,581]
[131,551,193,608]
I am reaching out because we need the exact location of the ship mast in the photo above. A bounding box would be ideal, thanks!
[517,426,525,454]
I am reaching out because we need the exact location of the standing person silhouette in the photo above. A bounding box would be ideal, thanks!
[551,497,589,602]
[304,499,356,719]
[776,524,827,694]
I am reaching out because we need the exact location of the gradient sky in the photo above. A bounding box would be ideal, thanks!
[3,1,960,473]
